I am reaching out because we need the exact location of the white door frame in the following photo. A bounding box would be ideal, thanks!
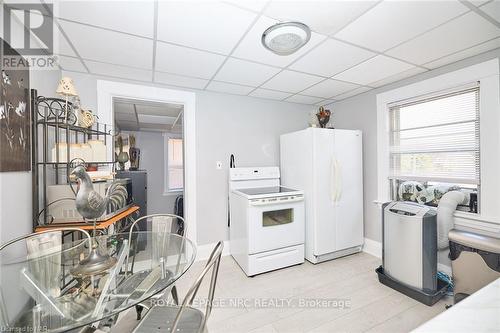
[96,80,197,244]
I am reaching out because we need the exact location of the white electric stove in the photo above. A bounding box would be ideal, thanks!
[229,167,305,276]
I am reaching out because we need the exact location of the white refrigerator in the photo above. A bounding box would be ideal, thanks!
[280,128,364,264]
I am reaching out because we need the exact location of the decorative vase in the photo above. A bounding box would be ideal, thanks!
[128,134,140,171]
[116,135,129,171]
[316,106,331,128]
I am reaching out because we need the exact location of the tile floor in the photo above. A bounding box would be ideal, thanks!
[112,252,452,333]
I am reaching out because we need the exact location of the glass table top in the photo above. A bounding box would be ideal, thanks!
[0,231,196,332]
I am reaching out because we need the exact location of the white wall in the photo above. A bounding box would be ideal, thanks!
[332,48,500,266]
[62,71,311,245]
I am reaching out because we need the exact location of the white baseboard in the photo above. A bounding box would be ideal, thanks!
[362,238,382,258]
[196,240,231,261]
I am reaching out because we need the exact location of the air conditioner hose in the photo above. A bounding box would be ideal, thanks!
[437,191,468,250]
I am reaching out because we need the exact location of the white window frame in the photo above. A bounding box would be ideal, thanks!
[376,59,500,226]
[163,133,184,195]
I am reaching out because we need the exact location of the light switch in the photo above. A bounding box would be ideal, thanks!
[216,161,222,169]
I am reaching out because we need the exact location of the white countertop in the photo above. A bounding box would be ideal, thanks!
[413,278,500,332]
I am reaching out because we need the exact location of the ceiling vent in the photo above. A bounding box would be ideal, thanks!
[261,22,311,56]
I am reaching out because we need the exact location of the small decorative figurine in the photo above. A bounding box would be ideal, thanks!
[116,135,129,171]
[316,106,331,128]
[129,134,140,171]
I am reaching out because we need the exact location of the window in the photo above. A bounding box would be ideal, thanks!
[165,137,184,192]
[388,84,480,210]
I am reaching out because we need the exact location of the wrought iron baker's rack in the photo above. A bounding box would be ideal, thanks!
[31,89,115,229]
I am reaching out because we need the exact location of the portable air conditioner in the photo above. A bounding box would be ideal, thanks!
[382,201,438,291]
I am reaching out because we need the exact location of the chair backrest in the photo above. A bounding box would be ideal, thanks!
[0,228,92,326]
[126,214,187,272]
[171,241,224,333]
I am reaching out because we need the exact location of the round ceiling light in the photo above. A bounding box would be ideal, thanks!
[262,22,311,56]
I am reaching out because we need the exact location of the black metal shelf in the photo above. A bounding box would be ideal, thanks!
[36,120,111,136]
[37,161,116,165]
[31,90,116,229]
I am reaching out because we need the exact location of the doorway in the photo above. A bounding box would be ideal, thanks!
[113,98,184,220]
[96,80,197,244]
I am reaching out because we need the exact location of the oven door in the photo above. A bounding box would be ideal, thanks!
[247,198,304,254]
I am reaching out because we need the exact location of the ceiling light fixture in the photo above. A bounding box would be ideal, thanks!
[262,22,311,56]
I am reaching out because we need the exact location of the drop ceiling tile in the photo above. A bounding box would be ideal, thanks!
[301,79,361,98]
[332,55,415,86]
[59,20,153,69]
[424,37,500,69]
[116,120,139,131]
[290,39,375,77]
[368,67,428,88]
[155,42,225,79]
[232,16,327,67]
[157,2,256,54]
[481,1,500,22]
[56,56,86,72]
[223,0,268,12]
[53,25,77,57]
[114,112,136,122]
[334,86,372,100]
[315,99,335,107]
[264,1,377,35]
[261,70,324,93]
[285,95,325,105]
[249,88,292,100]
[57,1,155,38]
[335,1,468,52]
[154,71,208,89]
[114,102,135,115]
[214,58,280,86]
[137,114,174,125]
[206,81,254,96]
[475,1,494,7]
[387,12,500,65]
[85,60,152,81]
[135,104,181,118]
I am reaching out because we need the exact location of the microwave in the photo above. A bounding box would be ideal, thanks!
[45,178,133,224]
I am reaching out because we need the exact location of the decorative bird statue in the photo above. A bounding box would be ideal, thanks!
[71,165,128,221]
[70,165,128,277]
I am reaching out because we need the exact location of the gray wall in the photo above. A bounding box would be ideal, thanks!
[195,91,311,244]
[0,68,61,242]
[122,130,180,215]
[61,71,311,245]
[332,48,500,246]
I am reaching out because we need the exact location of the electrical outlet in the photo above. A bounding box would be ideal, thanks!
[216,161,222,169]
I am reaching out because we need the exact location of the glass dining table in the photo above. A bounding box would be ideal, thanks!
[0,231,196,332]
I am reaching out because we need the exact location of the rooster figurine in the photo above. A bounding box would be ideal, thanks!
[71,165,128,221]
[70,165,128,277]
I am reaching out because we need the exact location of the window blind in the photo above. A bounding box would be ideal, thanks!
[389,84,480,185]
[167,138,184,190]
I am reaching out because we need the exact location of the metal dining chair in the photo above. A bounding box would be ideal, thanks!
[133,241,223,333]
[125,213,186,319]
[0,228,92,329]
